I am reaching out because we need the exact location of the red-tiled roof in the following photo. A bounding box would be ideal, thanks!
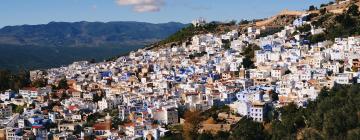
[93,122,111,130]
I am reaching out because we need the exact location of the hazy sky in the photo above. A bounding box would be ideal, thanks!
[0,0,332,27]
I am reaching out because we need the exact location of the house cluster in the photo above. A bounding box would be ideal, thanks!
[0,12,360,140]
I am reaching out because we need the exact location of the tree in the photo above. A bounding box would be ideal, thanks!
[219,84,360,139]
[89,58,96,64]
[57,78,68,89]
[231,117,267,140]
[13,68,30,90]
[85,112,104,127]
[9,104,25,114]
[271,120,293,139]
[280,103,306,133]
[0,70,12,91]
[0,69,30,91]
[197,131,214,140]
[93,92,104,102]
[297,24,311,33]
[112,117,127,129]
[347,128,360,140]
[242,44,260,58]
[307,33,326,44]
[160,133,183,140]
[298,128,324,140]
[320,8,327,15]
[229,20,237,25]
[31,78,47,88]
[309,5,317,11]
[241,44,260,69]
[223,42,231,50]
[285,69,292,75]
[322,109,357,138]
[239,20,249,25]
[215,131,230,140]
[271,91,279,102]
[74,125,82,135]
[183,110,202,140]
[242,57,255,69]
[318,87,330,100]
[347,4,359,16]
[14,105,25,114]
[257,27,284,38]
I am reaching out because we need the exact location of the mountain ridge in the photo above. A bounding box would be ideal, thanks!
[0,21,187,47]
[0,21,187,71]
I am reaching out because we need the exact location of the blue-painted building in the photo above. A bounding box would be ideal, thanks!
[262,44,273,52]
[100,71,112,79]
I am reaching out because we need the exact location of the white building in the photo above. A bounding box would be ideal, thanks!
[249,102,266,122]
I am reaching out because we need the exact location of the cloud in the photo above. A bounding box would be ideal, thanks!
[116,0,164,12]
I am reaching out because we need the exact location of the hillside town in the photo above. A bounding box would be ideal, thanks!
[0,1,360,140]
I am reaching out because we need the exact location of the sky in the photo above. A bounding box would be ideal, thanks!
[0,0,332,27]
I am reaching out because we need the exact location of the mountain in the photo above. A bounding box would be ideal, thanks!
[0,21,187,71]
[0,21,187,47]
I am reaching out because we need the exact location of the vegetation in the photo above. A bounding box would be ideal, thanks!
[201,105,230,120]
[183,110,203,140]
[57,78,68,89]
[83,112,105,127]
[257,27,284,38]
[306,33,327,44]
[226,20,237,26]
[309,5,318,11]
[162,106,231,140]
[0,45,144,71]
[0,21,185,47]
[31,78,47,88]
[156,23,220,46]
[267,84,360,140]
[0,69,30,91]
[241,44,260,69]
[0,21,186,71]
[189,52,207,59]
[271,91,279,102]
[320,1,334,8]
[325,4,360,38]
[309,3,360,44]
[9,104,26,114]
[223,42,231,50]
[93,92,104,102]
[238,19,250,25]
[163,84,360,140]
[296,24,311,33]
[248,84,360,139]
[320,8,327,15]
[311,13,332,28]
[231,117,268,140]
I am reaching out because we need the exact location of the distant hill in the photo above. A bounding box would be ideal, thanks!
[0,21,187,47]
[0,21,187,71]
[0,44,145,71]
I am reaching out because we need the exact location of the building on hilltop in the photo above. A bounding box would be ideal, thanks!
[192,18,206,27]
